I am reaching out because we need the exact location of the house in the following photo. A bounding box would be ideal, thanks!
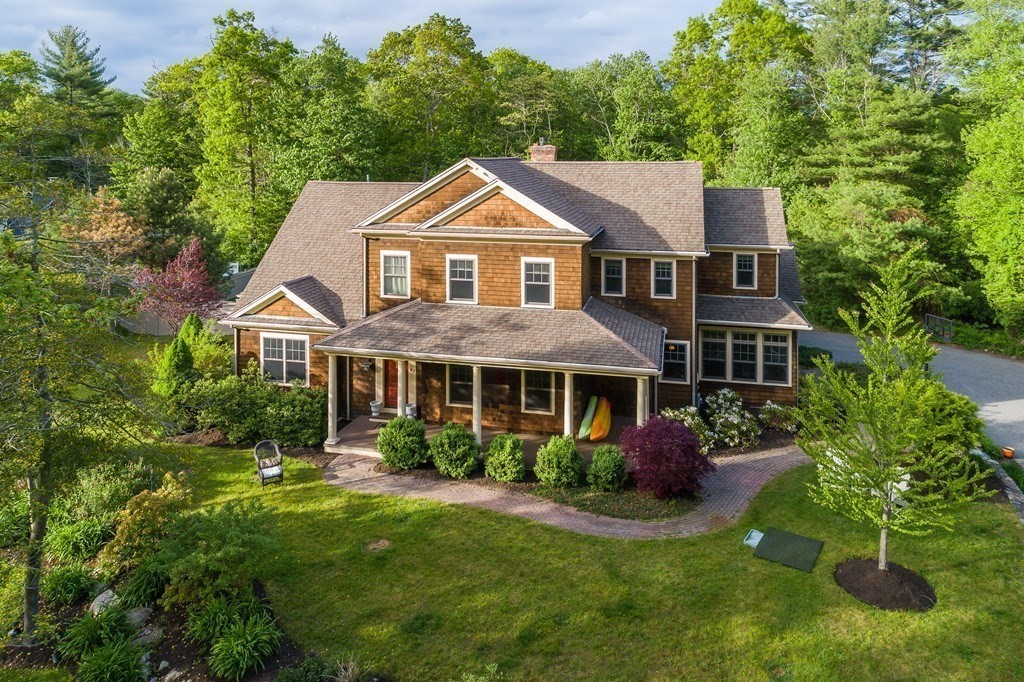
[220,143,809,451]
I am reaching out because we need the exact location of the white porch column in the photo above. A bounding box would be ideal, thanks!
[472,365,483,444]
[327,355,338,442]
[636,376,650,426]
[397,359,408,417]
[563,372,574,436]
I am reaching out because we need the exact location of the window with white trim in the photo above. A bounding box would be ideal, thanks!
[602,258,625,296]
[701,330,727,379]
[446,255,477,303]
[381,251,409,298]
[762,333,790,384]
[522,258,554,308]
[734,253,756,289]
[261,335,307,384]
[652,260,675,298]
[521,370,555,414]
[731,332,758,381]
[446,364,473,406]
[662,341,689,383]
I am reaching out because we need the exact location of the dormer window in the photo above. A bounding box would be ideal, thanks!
[734,253,757,289]
[602,258,625,297]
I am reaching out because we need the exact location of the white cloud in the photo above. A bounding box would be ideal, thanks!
[0,0,718,92]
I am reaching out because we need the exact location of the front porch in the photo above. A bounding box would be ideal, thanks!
[325,414,634,466]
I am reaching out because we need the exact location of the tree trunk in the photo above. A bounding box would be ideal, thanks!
[21,475,48,642]
[878,502,890,572]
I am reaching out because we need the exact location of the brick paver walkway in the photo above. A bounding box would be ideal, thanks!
[322,445,810,539]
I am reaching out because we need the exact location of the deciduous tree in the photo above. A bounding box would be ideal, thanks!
[133,237,221,331]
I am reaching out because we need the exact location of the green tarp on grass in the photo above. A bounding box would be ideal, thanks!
[753,527,824,573]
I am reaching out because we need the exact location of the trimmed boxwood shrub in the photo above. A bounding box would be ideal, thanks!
[587,445,627,492]
[377,417,429,470]
[429,422,480,479]
[534,435,583,487]
[41,563,94,605]
[484,434,525,482]
[621,417,716,499]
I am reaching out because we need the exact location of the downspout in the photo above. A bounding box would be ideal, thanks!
[345,356,351,421]
[233,328,239,376]
[362,236,369,319]
[691,256,698,407]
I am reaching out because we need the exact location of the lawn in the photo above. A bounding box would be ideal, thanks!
[163,445,1024,681]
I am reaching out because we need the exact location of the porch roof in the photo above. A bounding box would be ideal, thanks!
[696,294,811,330]
[313,297,666,375]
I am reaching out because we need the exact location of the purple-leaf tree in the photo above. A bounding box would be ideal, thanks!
[621,416,716,499]
[133,237,221,331]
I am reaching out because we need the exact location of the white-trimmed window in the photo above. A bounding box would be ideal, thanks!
[522,257,554,308]
[700,330,727,380]
[521,370,555,414]
[662,340,689,383]
[651,259,675,298]
[734,253,757,289]
[381,250,410,298]
[602,258,625,297]
[699,328,792,386]
[260,333,308,385]
[446,254,477,304]
[446,364,473,406]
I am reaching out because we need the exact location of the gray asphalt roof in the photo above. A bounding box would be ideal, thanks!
[777,249,805,303]
[315,298,666,373]
[703,188,788,246]
[697,294,810,329]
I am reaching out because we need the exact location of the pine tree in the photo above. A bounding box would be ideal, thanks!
[39,25,114,109]
[152,336,197,398]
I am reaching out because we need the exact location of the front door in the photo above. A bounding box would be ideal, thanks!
[384,360,399,408]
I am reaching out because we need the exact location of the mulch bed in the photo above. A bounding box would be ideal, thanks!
[166,427,229,447]
[834,558,937,612]
[979,470,1010,504]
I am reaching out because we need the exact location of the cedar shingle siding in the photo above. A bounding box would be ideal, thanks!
[697,251,777,298]
[389,171,487,224]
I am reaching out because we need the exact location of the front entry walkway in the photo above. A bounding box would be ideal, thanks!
[322,445,810,539]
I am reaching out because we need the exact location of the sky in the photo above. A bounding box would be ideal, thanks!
[2,0,719,93]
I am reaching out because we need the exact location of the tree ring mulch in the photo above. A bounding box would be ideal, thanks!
[834,558,937,611]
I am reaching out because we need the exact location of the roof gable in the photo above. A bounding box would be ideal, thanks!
[229,275,339,326]
[441,192,555,229]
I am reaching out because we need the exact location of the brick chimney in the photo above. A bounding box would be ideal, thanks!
[528,137,558,162]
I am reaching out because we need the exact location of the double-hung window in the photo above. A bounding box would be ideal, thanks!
[652,260,675,298]
[602,258,625,296]
[762,334,790,384]
[522,258,554,308]
[700,330,727,379]
[521,370,555,414]
[662,341,689,383]
[381,250,410,298]
[446,364,474,406]
[734,253,756,289]
[731,332,758,381]
[446,255,477,303]
[261,334,307,385]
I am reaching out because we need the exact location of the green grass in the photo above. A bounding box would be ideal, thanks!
[528,484,700,520]
[0,671,71,682]
[952,321,1023,357]
[166,445,1024,680]
[1001,460,1024,491]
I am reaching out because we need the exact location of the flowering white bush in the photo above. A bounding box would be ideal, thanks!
[759,400,799,433]
[661,405,714,454]
[704,389,760,448]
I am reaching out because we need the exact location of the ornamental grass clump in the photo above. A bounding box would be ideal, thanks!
[377,417,429,470]
[429,422,480,478]
[534,435,583,487]
[661,405,715,454]
[484,434,525,482]
[621,417,715,499]
[587,445,627,492]
[704,388,760,448]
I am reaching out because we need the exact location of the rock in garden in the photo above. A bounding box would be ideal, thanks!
[162,670,183,682]
[133,625,164,648]
[126,606,153,629]
[158,661,170,673]
[89,589,119,615]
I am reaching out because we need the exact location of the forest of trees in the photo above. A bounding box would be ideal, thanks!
[2,0,1023,336]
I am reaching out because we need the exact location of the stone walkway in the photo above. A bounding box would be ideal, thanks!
[322,446,811,539]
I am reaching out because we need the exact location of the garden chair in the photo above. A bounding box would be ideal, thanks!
[254,440,284,487]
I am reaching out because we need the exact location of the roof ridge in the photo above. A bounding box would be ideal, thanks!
[582,298,663,369]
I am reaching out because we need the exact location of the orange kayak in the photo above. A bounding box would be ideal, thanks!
[590,397,612,441]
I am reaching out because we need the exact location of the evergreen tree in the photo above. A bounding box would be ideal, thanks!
[39,25,114,110]
[152,335,197,398]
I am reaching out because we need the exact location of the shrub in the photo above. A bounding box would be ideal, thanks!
[621,417,716,499]
[377,417,429,470]
[264,384,328,447]
[155,500,280,606]
[586,445,627,492]
[759,401,798,433]
[76,639,145,682]
[50,459,156,530]
[534,435,583,488]
[208,612,282,681]
[0,488,28,549]
[57,606,134,661]
[798,345,833,368]
[152,335,198,399]
[187,362,281,444]
[484,434,525,482]
[41,563,93,605]
[44,518,110,562]
[704,388,760,448]
[97,472,190,579]
[186,589,265,646]
[118,561,170,609]
[661,405,714,454]
[429,422,480,478]
[178,313,233,381]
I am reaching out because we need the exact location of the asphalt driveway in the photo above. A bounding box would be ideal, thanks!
[801,330,1024,452]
